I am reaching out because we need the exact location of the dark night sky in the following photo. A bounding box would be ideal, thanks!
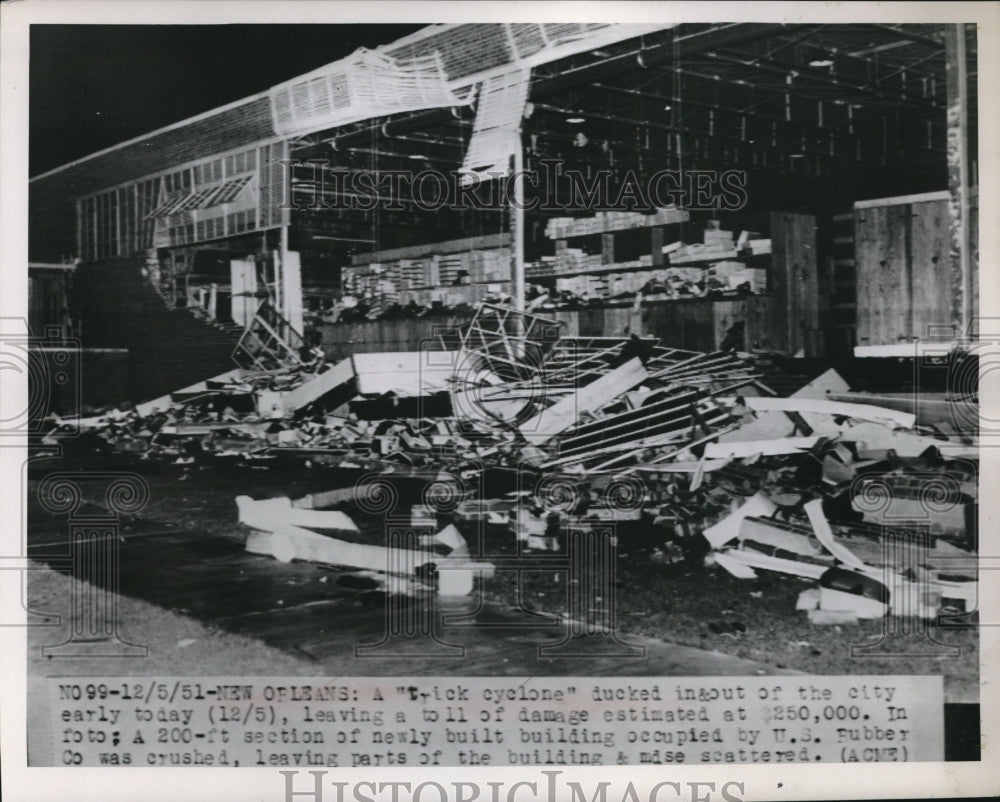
[29,24,424,176]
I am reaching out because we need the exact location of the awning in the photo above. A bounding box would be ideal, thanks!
[145,175,252,219]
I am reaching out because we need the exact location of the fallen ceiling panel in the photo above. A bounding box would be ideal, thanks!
[271,49,471,138]
[459,68,532,184]
[273,23,678,141]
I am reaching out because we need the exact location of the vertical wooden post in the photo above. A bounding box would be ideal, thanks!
[230,257,257,328]
[511,145,526,314]
[770,212,819,355]
[601,232,616,265]
[281,249,304,336]
[115,188,122,257]
[946,23,972,337]
[169,251,177,306]
[75,199,82,263]
[650,225,665,266]
[91,196,98,261]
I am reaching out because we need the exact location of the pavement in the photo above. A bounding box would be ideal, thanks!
[26,498,798,678]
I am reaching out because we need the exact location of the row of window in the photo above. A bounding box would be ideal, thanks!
[163,169,192,193]
[77,143,284,260]
[228,209,255,234]
[78,180,161,261]
[169,210,257,246]
[194,148,258,186]
[164,149,260,193]
[225,149,257,177]
[167,223,196,246]
[168,211,252,246]
[195,215,226,242]
[81,187,258,256]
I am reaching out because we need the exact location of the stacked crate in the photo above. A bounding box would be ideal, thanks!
[397,259,427,289]
[435,254,468,286]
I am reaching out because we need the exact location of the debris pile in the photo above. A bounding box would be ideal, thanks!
[46,302,979,610]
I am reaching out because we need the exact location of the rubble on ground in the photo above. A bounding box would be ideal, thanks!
[44,302,979,609]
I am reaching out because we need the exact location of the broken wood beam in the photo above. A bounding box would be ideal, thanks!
[828,392,966,427]
[736,396,916,428]
[520,357,649,442]
[238,495,494,595]
[703,436,821,459]
[702,492,777,548]
[255,357,357,418]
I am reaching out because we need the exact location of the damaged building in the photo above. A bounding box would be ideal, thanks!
[25,22,981,673]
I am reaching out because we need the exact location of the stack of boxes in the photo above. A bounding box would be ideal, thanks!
[544,205,689,239]
[341,214,772,308]
[467,249,510,283]
[541,215,772,301]
[342,247,515,312]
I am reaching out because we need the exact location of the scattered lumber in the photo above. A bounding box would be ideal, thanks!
[41,301,977,616]
[238,494,494,596]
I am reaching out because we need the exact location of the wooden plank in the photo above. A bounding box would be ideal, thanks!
[712,298,749,351]
[650,226,665,266]
[714,368,845,445]
[631,458,733,474]
[853,207,877,346]
[854,208,885,342]
[280,249,304,337]
[293,487,358,509]
[887,203,910,343]
[704,436,820,459]
[805,499,867,571]
[702,492,776,548]
[272,355,356,415]
[828,392,961,427]
[520,357,649,442]
[909,198,952,341]
[352,351,459,396]
[855,198,944,345]
[853,342,959,357]
[239,496,494,596]
[540,428,688,468]
[853,190,950,209]
[795,213,820,355]
[739,517,824,557]
[770,212,792,352]
[558,406,730,458]
[868,204,892,344]
[737,396,916,428]
[563,388,701,439]
[799,419,976,459]
[601,232,615,265]
[742,294,780,352]
[236,495,359,533]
